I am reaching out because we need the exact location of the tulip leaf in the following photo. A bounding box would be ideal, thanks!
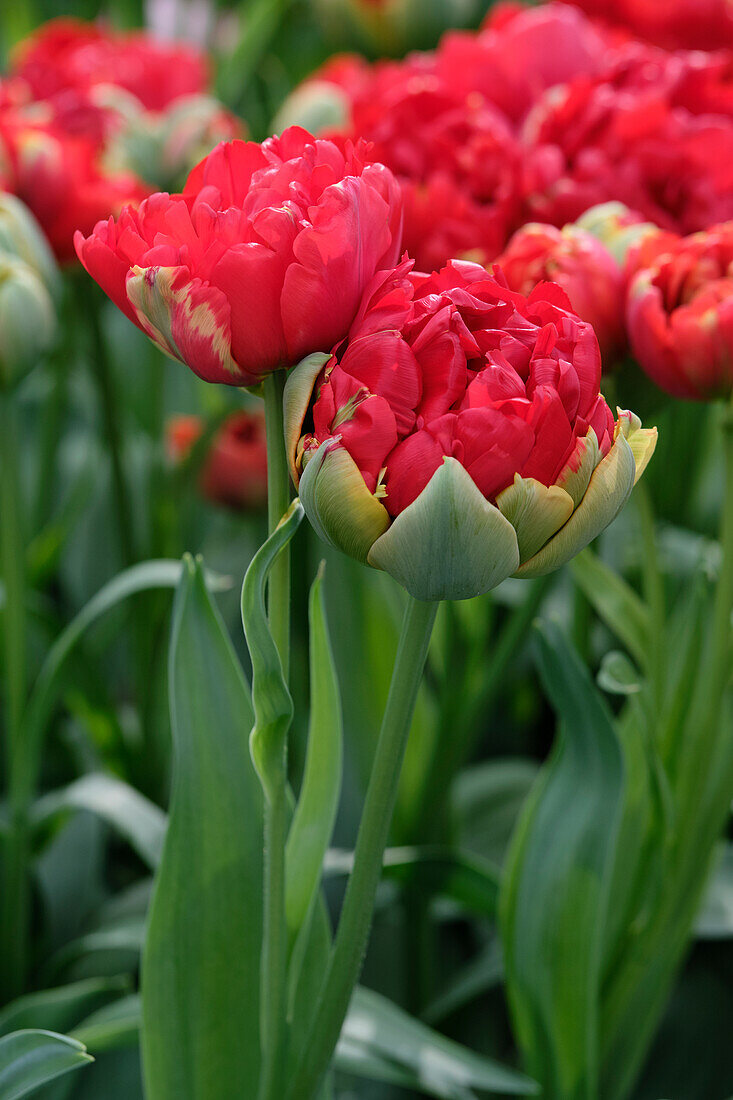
[241,499,302,799]
[339,986,539,1097]
[499,618,626,1100]
[33,775,166,871]
[571,548,651,670]
[142,555,263,1099]
[369,457,520,601]
[0,979,129,1038]
[285,563,342,998]
[0,1030,92,1099]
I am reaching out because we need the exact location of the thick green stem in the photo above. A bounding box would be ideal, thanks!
[0,392,29,1000]
[258,369,292,1100]
[288,595,438,1100]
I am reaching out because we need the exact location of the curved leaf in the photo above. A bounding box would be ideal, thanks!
[499,619,626,1100]
[0,1030,91,1100]
[142,556,263,1100]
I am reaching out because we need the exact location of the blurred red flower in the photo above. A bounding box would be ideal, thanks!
[167,410,268,510]
[75,127,403,385]
[627,223,733,400]
[562,0,733,51]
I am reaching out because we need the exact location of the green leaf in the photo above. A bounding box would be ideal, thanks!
[454,758,541,868]
[285,563,342,1003]
[0,980,129,1038]
[33,775,166,871]
[20,559,230,798]
[72,996,142,1054]
[423,938,505,1026]
[142,556,263,1099]
[596,651,642,696]
[0,1030,92,1099]
[241,499,302,799]
[499,619,626,1100]
[340,987,538,1098]
[324,846,500,919]
[571,549,651,671]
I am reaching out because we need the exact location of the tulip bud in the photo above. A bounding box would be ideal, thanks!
[0,191,60,298]
[0,255,56,390]
[576,203,662,268]
[273,81,351,140]
[284,262,657,602]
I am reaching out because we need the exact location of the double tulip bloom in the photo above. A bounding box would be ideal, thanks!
[286,260,656,601]
[75,127,402,385]
[627,222,733,400]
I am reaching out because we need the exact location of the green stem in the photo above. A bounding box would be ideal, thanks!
[288,595,439,1100]
[86,295,136,566]
[258,369,292,1100]
[711,399,733,701]
[635,481,665,710]
[0,391,29,1000]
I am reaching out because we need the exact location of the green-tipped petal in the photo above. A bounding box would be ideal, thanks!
[555,429,600,507]
[283,352,332,485]
[516,431,636,578]
[496,475,574,563]
[299,439,390,564]
[616,408,658,485]
[368,457,520,601]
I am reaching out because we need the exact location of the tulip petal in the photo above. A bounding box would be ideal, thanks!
[496,475,574,563]
[615,408,658,485]
[283,352,332,485]
[299,439,390,564]
[554,429,600,507]
[516,431,636,578]
[368,457,520,602]
[127,265,243,385]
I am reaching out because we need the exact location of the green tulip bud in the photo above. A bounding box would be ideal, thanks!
[0,192,60,299]
[0,255,57,391]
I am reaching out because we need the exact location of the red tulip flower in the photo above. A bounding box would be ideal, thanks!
[496,222,625,368]
[167,410,268,510]
[627,224,733,400]
[286,259,656,600]
[75,127,402,386]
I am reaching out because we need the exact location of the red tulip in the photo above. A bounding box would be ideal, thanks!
[496,222,624,368]
[75,127,403,386]
[627,223,733,400]
[563,0,733,51]
[167,410,268,510]
[285,259,656,599]
[11,18,209,113]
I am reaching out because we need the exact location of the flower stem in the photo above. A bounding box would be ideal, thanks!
[635,481,665,710]
[288,595,438,1100]
[258,369,292,1100]
[0,390,29,1001]
[711,397,733,700]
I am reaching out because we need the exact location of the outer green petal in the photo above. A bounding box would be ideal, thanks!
[496,475,575,563]
[283,352,332,485]
[299,439,390,564]
[555,430,600,507]
[516,432,636,578]
[368,457,520,601]
[615,408,658,485]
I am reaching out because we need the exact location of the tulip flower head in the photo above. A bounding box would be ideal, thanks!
[75,127,403,386]
[286,259,656,601]
[167,410,268,510]
[627,223,733,400]
[496,221,625,367]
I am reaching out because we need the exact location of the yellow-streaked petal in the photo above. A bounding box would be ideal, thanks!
[615,408,658,485]
[283,352,332,486]
[368,457,520,601]
[496,475,575,563]
[555,429,600,507]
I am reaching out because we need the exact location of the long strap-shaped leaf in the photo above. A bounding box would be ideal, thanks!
[0,1029,91,1100]
[241,499,303,799]
[499,619,626,1100]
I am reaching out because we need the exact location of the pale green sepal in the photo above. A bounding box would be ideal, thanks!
[555,429,600,507]
[283,352,332,484]
[516,432,636,578]
[616,408,658,485]
[285,563,342,1015]
[299,439,390,564]
[368,457,520,601]
[241,499,304,801]
[496,475,574,563]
